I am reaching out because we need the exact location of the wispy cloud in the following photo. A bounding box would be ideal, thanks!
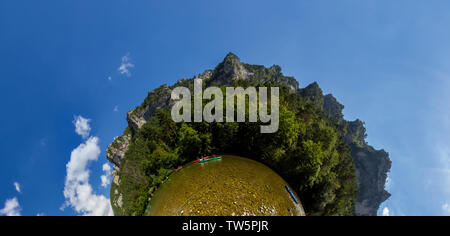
[63,116,113,216]
[443,203,450,215]
[417,67,450,214]
[118,53,134,77]
[13,182,21,193]
[113,105,119,112]
[0,198,21,216]
[73,116,91,140]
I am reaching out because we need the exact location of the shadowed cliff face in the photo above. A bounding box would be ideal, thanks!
[106,53,391,216]
[345,120,392,216]
[304,85,392,216]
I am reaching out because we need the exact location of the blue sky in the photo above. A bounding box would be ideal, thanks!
[1,0,450,216]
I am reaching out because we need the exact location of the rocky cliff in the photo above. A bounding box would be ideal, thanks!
[106,53,391,215]
[345,120,392,216]
[300,83,392,216]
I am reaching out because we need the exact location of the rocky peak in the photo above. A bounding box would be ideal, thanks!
[270,65,282,74]
[210,52,251,86]
[323,94,344,120]
[299,82,324,107]
[224,52,240,63]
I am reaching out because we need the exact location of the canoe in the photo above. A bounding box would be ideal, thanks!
[198,156,222,163]
[145,204,152,216]
[285,185,299,204]
[192,156,212,164]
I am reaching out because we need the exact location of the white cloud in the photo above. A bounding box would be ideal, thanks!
[0,198,21,216]
[102,163,111,172]
[101,163,112,188]
[63,117,113,216]
[108,76,112,81]
[73,116,91,139]
[113,106,119,112]
[13,182,21,193]
[118,53,134,77]
[100,176,110,188]
[37,213,45,216]
[443,203,450,215]
[382,207,391,216]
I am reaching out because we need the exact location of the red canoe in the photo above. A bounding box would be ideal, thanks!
[192,156,212,163]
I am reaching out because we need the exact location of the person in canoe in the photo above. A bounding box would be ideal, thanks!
[192,155,205,164]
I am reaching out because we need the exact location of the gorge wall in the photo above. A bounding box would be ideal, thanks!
[106,53,391,216]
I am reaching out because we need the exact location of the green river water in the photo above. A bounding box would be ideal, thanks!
[148,155,305,216]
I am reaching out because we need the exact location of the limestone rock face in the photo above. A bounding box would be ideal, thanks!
[106,85,174,167]
[126,85,174,133]
[207,53,299,92]
[106,133,131,167]
[351,145,391,216]
[209,53,252,86]
[344,120,391,216]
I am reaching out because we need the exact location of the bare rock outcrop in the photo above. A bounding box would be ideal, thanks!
[106,133,131,167]
[351,145,391,216]
[106,85,174,167]
[126,85,174,133]
[345,120,391,216]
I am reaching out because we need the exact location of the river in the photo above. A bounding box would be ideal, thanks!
[148,155,305,216]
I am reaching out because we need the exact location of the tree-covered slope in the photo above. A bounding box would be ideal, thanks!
[107,53,391,216]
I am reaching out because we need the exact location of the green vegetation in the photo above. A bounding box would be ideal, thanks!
[114,80,357,216]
